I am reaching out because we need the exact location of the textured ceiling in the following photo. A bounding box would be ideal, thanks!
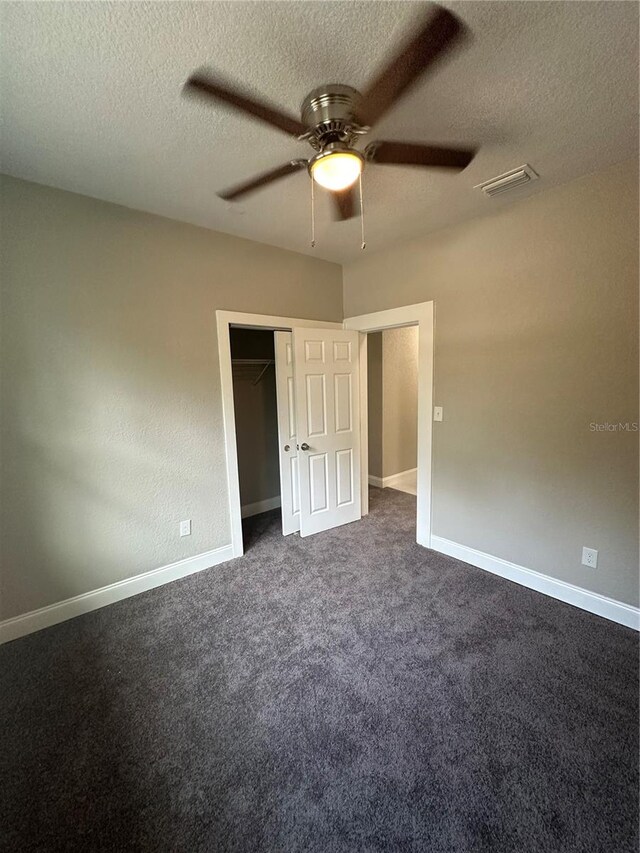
[1,1,638,263]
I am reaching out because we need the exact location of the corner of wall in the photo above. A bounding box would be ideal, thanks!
[340,263,348,323]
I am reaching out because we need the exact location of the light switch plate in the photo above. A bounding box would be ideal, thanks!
[434,406,443,422]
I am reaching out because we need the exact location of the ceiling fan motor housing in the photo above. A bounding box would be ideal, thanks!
[301,85,364,150]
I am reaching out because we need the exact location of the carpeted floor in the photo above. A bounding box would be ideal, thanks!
[1,488,637,852]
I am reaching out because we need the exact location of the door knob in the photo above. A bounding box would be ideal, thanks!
[284,444,290,452]
[300,443,310,451]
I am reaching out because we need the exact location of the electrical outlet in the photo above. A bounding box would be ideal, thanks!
[180,519,191,537]
[581,547,598,568]
[434,406,443,422]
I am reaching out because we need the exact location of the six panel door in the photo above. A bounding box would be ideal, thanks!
[292,328,361,537]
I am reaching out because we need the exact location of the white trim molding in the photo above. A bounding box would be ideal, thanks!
[369,468,417,491]
[431,536,640,631]
[241,496,281,518]
[344,302,434,549]
[0,544,235,645]
[217,310,342,559]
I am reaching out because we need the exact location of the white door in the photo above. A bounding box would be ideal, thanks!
[293,328,361,536]
[274,332,301,535]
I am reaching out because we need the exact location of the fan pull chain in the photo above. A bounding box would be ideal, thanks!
[310,177,316,248]
[359,172,366,250]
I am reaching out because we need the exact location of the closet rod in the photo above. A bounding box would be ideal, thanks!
[252,362,272,385]
[230,358,274,385]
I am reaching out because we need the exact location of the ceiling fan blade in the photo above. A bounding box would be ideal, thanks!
[332,186,357,221]
[357,5,467,127]
[184,71,308,138]
[365,141,475,169]
[218,160,308,201]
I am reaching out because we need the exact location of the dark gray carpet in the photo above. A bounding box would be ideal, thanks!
[1,488,637,853]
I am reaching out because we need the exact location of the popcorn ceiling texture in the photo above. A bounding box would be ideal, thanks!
[0,1,638,263]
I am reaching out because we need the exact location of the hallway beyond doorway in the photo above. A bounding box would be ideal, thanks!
[387,468,417,496]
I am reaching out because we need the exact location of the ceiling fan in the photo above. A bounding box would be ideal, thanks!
[183,3,476,226]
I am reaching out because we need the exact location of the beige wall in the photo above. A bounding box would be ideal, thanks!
[382,326,418,478]
[2,161,638,621]
[344,160,639,607]
[367,333,383,479]
[0,175,342,620]
[368,328,419,479]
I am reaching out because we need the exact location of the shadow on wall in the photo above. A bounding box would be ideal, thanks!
[0,200,234,620]
[1,175,342,622]
[1,293,226,617]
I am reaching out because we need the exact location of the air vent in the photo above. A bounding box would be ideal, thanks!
[474,165,539,198]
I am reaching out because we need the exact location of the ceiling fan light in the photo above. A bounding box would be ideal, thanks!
[311,150,363,191]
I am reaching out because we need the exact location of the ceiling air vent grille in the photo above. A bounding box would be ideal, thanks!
[474,165,539,198]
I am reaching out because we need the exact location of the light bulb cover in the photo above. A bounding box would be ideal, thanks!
[310,149,364,191]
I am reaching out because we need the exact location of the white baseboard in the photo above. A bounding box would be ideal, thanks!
[431,535,640,631]
[0,543,235,645]
[241,496,281,518]
[5,530,635,646]
[368,468,417,490]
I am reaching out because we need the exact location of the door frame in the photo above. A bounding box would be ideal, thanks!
[343,302,434,548]
[217,310,342,557]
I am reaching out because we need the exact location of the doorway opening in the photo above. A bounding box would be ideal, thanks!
[367,326,419,524]
[217,311,345,557]
[230,328,281,550]
[344,301,434,548]
[217,306,433,558]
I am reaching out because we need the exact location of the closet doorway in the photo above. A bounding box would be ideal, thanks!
[219,312,359,556]
[230,328,280,526]
[231,324,362,549]
[217,306,433,557]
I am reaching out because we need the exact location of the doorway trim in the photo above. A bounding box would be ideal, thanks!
[343,301,434,548]
[217,310,342,557]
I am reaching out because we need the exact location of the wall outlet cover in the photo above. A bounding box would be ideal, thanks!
[581,546,598,568]
[180,520,191,537]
